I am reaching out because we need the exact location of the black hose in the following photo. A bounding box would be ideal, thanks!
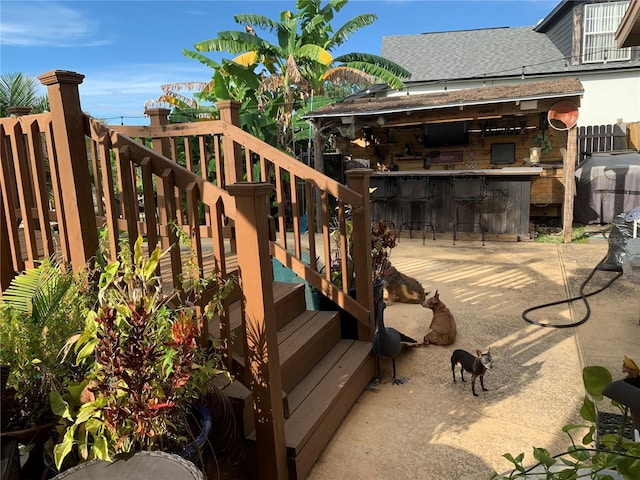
[522,255,623,329]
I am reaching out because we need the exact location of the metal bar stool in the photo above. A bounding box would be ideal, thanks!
[451,173,488,245]
[397,176,436,244]
[369,176,397,233]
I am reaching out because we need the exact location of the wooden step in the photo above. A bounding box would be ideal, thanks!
[208,281,307,349]
[247,339,375,480]
[273,282,308,329]
[278,310,341,393]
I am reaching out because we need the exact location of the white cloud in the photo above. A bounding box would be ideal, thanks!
[0,2,111,47]
[77,62,213,124]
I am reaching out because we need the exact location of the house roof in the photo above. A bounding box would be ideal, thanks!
[380,26,568,82]
[617,0,640,47]
[381,21,640,83]
[303,78,583,120]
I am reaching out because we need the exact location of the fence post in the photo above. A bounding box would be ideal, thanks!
[227,182,288,480]
[562,126,578,243]
[217,100,244,187]
[38,70,98,271]
[345,168,374,341]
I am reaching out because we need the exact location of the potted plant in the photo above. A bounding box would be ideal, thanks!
[50,236,235,472]
[328,218,396,289]
[532,132,553,154]
[317,218,396,338]
[0,258,93,476]
[492,358,640,479]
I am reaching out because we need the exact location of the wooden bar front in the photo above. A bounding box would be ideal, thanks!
[370,168,543,239]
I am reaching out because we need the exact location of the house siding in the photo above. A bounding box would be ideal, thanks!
[543,5,577,62]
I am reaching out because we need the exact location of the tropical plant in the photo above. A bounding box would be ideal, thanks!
[329,216,396,289]
[492,362,640,479]
[51,236,235,470]
[0,72,49,117]
[0,258,92,431]
[189,0,410,156]
[532,132,553,154]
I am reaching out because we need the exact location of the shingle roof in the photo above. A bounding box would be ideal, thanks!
[304,78,583,119]
[381,26,568,81]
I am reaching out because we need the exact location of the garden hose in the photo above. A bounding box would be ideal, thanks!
[521,255,623,329]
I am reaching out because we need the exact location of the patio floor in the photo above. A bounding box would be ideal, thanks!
[305,235,640,479]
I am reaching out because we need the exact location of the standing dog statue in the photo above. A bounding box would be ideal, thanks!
[383,265,428,305]
[421,290,457,346]
[451,348,493,396]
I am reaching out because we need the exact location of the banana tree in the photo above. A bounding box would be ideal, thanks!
[191,0,410,156]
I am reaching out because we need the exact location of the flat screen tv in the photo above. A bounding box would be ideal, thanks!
[423,121,469,148]
[491,142,516,165]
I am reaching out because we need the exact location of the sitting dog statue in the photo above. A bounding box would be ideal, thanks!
[421,290,457,346]
[383,265,428,305]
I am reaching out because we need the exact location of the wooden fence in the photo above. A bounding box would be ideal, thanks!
[577,123,628,160]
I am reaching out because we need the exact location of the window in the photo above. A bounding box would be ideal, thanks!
[583,1,631,63]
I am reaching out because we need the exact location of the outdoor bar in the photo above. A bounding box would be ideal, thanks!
[305,78,584,242]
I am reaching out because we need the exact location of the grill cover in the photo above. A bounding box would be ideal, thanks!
[574,151,640,225]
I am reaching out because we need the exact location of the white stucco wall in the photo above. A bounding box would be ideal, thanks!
[576,70,640,126]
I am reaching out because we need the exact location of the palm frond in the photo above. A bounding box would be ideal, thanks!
[297,44,333,65]
[234,13,281,33]
[328,14,377,49]
[322,66,372,87]
[334,53,412,78]
[182,49,222,70]
[1,259,74,325]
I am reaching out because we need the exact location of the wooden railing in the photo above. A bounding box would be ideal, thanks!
[0,70,376,479]
[109,107,375,338]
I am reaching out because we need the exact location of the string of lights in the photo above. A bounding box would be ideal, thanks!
[102,44,637,122]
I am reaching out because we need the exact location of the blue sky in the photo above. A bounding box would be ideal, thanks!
[1,0,559,125]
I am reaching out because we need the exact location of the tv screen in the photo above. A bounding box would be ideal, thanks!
[491,143,516,165]
[423,122,469,148]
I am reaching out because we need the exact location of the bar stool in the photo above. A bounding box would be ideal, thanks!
[369,176,397,233]
[398,176,436,244]
[451,173,488,245]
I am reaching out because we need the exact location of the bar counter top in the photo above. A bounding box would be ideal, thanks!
[372,167,544,177]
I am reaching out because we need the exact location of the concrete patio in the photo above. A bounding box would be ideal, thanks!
[306,236,640,479]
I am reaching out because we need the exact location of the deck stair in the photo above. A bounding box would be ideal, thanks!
[216,281,375,480]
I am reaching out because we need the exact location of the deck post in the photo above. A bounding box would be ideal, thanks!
[345,168,375,341]
[146,108,172,157]
[217,100,244,187]
[227,182,288,480]
[38,70,98,271]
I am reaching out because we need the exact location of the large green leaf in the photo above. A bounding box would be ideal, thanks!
[583,366,612,397]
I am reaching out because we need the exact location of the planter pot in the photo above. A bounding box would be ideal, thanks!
[50,404,211,479]
[51,451,204,480]
[0,420,58,479]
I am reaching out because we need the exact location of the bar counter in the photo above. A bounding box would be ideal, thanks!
[369,167,544,239]
[372,166,544,177]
